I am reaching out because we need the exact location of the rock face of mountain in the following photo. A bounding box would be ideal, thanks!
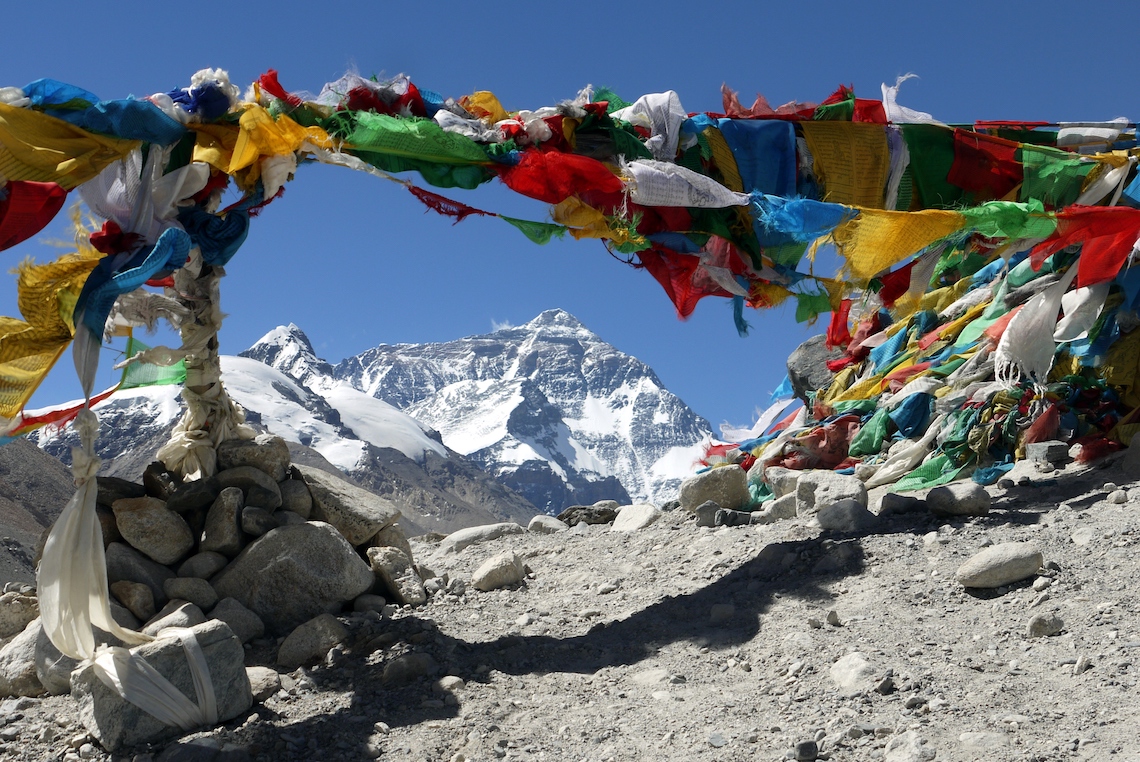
[245,311,713,514]
[0,439,76,583]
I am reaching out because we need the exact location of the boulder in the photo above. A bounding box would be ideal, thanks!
[817,498,877,532]
[278,479,312,519]
[878,493,924,516]
[106,542,174,608]
[110,580,156,622]
[367,546,426,606]
[1026,440,1069,465]
[955,542,1043,588]
[211,521,374,633]
[927,481,990,517]
[787,334,844,402]
[201,487,244,558]
[112,497,194,565]
[471,552,525,592]
[611,503,662,532]
[164,578,218,611]
[143,601,207,637]
[371,523,413,561]
[96,506,121,546]
[96,476,145,507]
[143,461,180,501]
[274,510,307,527]
[678,466,749,512]
[276,613,347,670]
[527,515,569,534]
[0,618,43,697]
[241,506,277,537]
[439,522,525,554]
[295,464,400,546]
[208,598,264,644]
[246,666,280,703]
[830,651,875,696]
[763,466,802,499]
[216,434,290,482]
[35,619,133,696]
[215,466,282,512]
[165,477,221,516]
[694,500,721,528]
[0,592,38,639]
[71,619,252,750]
[177,551,228,580]
[767,493,799,520]
[1027,612,1064,638]
[381,652,438,686]
[556,504,617,527]
[796,471,867,515]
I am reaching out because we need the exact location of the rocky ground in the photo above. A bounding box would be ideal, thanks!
[1,449,1139,762]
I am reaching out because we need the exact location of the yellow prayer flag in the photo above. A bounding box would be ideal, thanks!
[800,122,890,209]
[832,208,965,281]
[0,103,138,189]
[460,92,509,125]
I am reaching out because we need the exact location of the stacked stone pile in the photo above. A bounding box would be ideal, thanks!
[0,433,446,750]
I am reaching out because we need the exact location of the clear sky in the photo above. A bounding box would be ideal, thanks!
[2,1,1136,435]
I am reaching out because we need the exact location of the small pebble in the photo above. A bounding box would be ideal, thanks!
[1108,489,1128,504]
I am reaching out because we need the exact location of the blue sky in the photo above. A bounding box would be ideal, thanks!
[2,1,1136,434]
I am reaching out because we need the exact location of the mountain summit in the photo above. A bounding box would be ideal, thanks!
[247,310,713,513]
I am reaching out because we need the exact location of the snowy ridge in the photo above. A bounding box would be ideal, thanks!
[248,310,713,511]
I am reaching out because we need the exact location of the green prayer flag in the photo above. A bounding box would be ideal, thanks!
[500,216,567,245]
[794,291,832,323]
[848,407,890,457]
[893,453,967,491]
[960,201,1058,240]
[119,337,186,390]
[1019,146,1096,209]
[901,124,968,210]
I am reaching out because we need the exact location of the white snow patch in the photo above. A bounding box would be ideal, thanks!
[321,384,446,463]
[221,356,366,471]
[650,442,706,482]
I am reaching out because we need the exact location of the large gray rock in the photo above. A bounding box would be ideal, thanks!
[177,551,228,580]
[106,542,174,608]
[97,476,146,507]
[556,503,617,527]
[208,598,264,645]
[71,619,252,750]
[762,466,802,498]
[211,521,374,633]
[527,515,569,534]
[817,498,877,532]
[787,334,844,402]
[295,464,400,546]
[112,497,194,565]
[0,618,43,697]
[246,666,280,703]
[143,601,207,638]
[796,471,867,515]
[927,481,990,517]
[611,503,662,532]
[471,552,525,592]
[241,506,277,537]
[35,619,134,696]
[278,479,312,519]
[371,523,413,561]
[215,466,282,511]
[678,466,749,512]
[830,651,874,696]
[164,578,218,611]
[201,487,244,558]
[367,546,426,606]
[110,580,156,622]
[216,434,290,482]
[439,522,525,554]
[956,542,1043,588]
[884,731,936,762]
[276,613,347,671]
[0,592,38,639]
[165,477,221,516]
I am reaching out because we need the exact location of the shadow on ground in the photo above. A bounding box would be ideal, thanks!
[181,476,1112,760]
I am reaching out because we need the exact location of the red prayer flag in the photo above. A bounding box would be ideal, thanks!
[877,260,916,308]
[1029,206,1140,286]
[635,246,730,318]
[406,185,493,224]
[947,129,1022,201]
[257,69,302,108]
[0,181,68,252]
[825,299,853,349]
[497,150,624,205]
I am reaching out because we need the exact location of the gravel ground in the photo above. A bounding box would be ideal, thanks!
[2,453,1139,762]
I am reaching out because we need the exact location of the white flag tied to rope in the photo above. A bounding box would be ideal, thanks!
[996,263,1080,387]
[624,159,751,208]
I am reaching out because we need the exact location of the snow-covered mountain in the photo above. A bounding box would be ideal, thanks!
[244,310,713,513]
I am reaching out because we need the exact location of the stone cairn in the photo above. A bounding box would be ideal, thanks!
[0,433,431,750]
